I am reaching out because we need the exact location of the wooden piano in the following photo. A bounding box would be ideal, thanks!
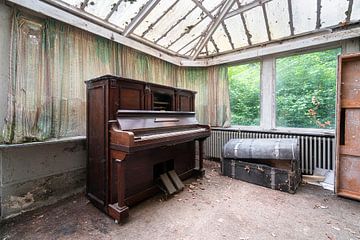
[85,75,210,223]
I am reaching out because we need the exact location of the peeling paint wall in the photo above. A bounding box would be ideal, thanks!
[0,139,86,219]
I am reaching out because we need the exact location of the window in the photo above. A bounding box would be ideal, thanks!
[276,48,341,129]
[228,62,261,126]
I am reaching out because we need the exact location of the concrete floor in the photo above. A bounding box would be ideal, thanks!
[1,161,359,240]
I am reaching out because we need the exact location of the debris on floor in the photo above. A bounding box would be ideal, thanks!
[1,160,359,240]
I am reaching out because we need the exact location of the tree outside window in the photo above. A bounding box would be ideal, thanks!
[228,62,261,126]
[276,48,341,129]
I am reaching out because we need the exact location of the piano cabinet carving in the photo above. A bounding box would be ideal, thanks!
[85,75,210,223]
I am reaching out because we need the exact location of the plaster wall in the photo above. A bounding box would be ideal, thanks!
[0,139,86,219]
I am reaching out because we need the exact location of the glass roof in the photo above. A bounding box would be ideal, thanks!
[51,0,359,59]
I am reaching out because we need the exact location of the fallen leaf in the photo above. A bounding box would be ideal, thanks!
[314,204,328,209]
[344,227,356,234]
[332,226,340,231]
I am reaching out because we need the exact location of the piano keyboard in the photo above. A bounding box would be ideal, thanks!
[136,128,207,142]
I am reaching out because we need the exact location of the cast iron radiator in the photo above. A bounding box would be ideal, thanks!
[205,129,335,175]
[222,138,301,193]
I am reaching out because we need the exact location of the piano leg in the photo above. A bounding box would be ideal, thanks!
[108,159,129,224]
[197,139,206,177]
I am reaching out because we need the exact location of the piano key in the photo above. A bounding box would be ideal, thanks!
[135,128,207,142]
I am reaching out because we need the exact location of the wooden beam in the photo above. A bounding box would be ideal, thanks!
[346,0,353,23]
[287,0,294,35]
[123,0,160,37]
[176,35,201,53]
[261,3,271,41]
[191,0,214,19]
[191,0,236,59]
[105,0,123,21]
[7,0,191,66]
[141,0,179,37]
[210,37,220,53]
[166,1,224,49]
[240,13,252,45]
[225,0,273,19]
[316,0,321,29]
[222,22,235,49]
[204,26,360,66]
[155,4,198,44]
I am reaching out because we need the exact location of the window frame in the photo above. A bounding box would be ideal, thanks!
[227,60,262,127]
[227,44,344,135]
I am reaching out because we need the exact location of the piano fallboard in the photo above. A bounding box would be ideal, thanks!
[110,110,210,153]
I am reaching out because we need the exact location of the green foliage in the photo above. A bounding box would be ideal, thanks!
[228,62,260,126]
[276,48,341,129]
[228,48,340,129]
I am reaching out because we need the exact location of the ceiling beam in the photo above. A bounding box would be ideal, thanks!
[316,0,321,29]
[240,13,252,45]
[166,0,225,49]
[346,0,353,23]
[105,0,123,21]
[191,0,214,19]
[191,0,236,60]
[155,3,198,44]
[225,0,273,19]
[222,22,235,49]
[122,0,160,37]
[141,0,179,37]
[261,3,271,41]
[287,0,294,35]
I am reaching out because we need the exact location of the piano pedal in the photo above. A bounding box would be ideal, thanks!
[158,170,185,197]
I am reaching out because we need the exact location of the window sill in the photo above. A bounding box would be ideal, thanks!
[212,126,335,137]
[0,136,86,149]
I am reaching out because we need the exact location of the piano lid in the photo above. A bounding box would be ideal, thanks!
[115,110,199,131]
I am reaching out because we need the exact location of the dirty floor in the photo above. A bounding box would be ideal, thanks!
[1,161,359,240]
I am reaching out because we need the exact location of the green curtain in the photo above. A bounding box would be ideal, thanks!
[2,12,230,143]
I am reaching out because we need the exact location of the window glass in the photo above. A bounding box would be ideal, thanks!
[228,62,261,126]
[276,48,341,129]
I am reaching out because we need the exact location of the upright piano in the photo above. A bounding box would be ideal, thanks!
[85,75,210,223]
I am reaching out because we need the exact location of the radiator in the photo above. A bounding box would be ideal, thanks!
[204,129,335,175]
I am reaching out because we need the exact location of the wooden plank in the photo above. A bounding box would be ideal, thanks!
[316,0,321,29]
[160,173,177,195]
[287,0,294,35]
[336,53,360,201]
[123,0,160,37]
[192,0,236,59]
[225,0,273,19]
[168,170,185,190]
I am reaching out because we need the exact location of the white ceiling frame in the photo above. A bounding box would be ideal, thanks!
[225,0,273,19]
[5,0,360,68]
[123,0,160,37]
[191,0,236,60]
[204,26,360,66]
[105,0,123,21]
[191,0,214,19]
